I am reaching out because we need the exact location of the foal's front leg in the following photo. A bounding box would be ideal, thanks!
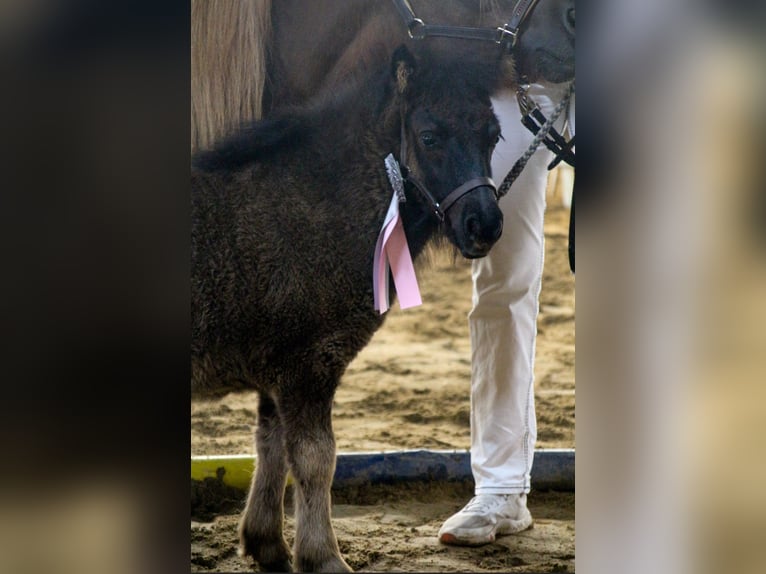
[280,387,351,573]
[239,393,292,572]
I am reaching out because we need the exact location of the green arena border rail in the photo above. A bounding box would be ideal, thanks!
[191,449,574,491]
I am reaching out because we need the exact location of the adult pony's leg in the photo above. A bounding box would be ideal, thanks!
[239,392,292,572]
[279,382,351,572]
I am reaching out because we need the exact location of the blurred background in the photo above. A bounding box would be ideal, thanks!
[577,2,766,574]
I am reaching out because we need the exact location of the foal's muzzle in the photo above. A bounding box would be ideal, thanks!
[401,166,503,258]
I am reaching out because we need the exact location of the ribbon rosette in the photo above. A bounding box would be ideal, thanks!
[372,155,422,314]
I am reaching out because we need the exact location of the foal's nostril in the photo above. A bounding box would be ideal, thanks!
[465,213,503,248]
[491,218,503,242]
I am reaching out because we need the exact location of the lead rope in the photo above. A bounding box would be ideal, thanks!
[496,81,574,199]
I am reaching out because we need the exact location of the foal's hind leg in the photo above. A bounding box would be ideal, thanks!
[239,393,292,572]
[279,386,351,572]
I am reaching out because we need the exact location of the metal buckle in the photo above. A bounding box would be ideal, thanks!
[495,24,518,46]
[407,18,426,40]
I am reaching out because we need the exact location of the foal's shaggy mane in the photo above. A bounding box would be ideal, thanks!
[191,114,310,172]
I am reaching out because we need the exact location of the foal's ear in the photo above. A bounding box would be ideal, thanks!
[391,45,416,94]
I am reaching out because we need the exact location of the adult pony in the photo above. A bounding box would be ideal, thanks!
[191,0,576,152]
[192,46,504,571]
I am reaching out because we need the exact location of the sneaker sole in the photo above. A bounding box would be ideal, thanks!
[439,517,534,547]
[497,515,535,536]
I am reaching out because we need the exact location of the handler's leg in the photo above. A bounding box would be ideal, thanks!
[440,84,567,546]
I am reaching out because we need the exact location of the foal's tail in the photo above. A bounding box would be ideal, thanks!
[191,0,272,153]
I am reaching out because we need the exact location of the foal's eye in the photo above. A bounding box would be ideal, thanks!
[420,131,437,147]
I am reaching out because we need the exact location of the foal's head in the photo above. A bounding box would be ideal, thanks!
[390,46,503,258]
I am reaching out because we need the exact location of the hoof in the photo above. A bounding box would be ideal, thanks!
[295,554,352,572]
[239,542,293,572]
[239,524,293,572]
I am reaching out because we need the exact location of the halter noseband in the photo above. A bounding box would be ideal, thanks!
[396,104,496,222]
[392,0,541,50]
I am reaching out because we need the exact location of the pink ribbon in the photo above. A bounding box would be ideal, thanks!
[373,193,422,314]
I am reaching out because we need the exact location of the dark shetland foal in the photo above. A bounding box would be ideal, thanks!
[191,47,503,572]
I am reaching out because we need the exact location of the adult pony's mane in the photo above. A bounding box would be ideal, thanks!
[191,0,272,153]
[191,115,308,172]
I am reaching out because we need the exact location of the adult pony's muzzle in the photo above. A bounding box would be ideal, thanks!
[448,185,503,259]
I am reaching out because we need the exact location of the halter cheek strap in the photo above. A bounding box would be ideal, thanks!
[500,0,542,48]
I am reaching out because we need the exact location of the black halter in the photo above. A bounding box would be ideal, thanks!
[391,0,541,50]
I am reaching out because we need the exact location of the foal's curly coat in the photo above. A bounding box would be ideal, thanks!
[191,47,502,572]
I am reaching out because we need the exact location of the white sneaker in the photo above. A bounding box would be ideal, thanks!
[438,493,533,546]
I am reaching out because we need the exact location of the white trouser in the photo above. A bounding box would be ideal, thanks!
[470,84,572,494]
